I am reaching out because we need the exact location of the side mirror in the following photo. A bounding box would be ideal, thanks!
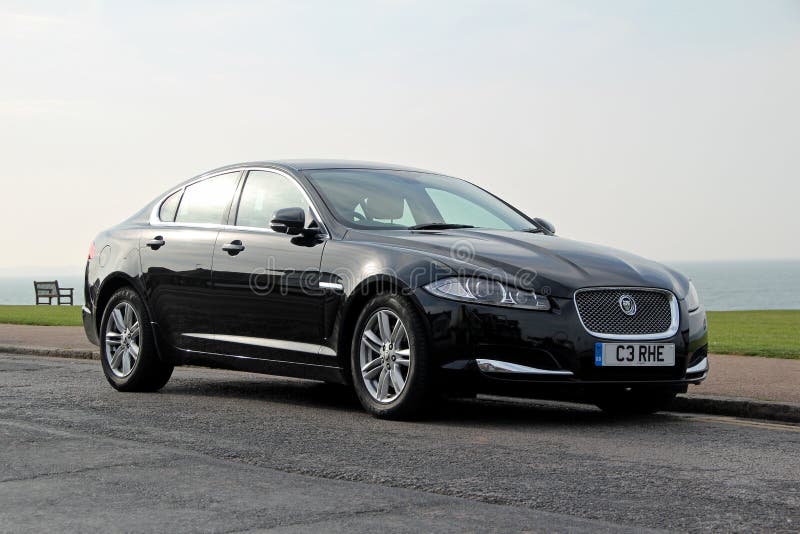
[270,207,306,235]
[532,217,555,234]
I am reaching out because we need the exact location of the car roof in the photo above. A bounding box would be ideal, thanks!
[207,159,440,175]
[279,159,440,173]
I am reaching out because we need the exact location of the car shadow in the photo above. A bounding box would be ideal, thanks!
[161,371,669,428]
[164,372,362,410]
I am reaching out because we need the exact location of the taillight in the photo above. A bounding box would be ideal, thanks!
[88,242,96,260]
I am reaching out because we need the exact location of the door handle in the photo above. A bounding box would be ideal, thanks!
[222,240,245,255]
[146,236,165,250]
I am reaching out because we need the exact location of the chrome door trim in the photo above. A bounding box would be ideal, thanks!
[182,348,340,369]
[573,287,680,341]
[475,359,574,376]
[183,333,336,356]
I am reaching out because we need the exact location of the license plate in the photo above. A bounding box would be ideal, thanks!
[594,343,675,367]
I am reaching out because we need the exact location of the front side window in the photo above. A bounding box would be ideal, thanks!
[235,170,310,229]
[175,172,240,224]
[306,169,531,230]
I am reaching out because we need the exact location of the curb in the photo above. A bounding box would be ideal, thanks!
[1,347,798,424]
[0,345,99,361]
[672,394,800,424]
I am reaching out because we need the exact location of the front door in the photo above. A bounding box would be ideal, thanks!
[209,169,329,364]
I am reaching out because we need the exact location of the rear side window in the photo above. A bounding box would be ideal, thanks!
[158,190,182,222]
[175,172,240,224]
[235,170,310,229]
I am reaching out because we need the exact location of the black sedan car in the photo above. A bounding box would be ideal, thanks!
[83,160,708,419]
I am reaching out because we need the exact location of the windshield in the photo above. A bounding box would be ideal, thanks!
[305,169,534,231]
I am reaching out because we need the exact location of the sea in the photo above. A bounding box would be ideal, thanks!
[0,260,798,311]
[668,260,800,311]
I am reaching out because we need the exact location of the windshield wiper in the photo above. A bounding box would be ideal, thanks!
[522,227,544,233]
[408,223,476,231]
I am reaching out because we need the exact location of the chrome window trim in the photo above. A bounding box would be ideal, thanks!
[573,287,680,341]
[148,166,330,238]
[475,359,574,376]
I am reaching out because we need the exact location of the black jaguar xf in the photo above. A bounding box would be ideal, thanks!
[83,160,708,419]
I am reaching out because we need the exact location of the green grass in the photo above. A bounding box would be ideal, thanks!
[707,310,800,359]
[0,306,797,359]
[0,305,83,326]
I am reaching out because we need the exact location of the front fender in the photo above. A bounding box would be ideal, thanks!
[319,240,452,365]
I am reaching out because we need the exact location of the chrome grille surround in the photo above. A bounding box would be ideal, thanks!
[573,287,679,340]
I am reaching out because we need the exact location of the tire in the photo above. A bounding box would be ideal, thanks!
[593,387,678,415]
[350,293,436,419]
[99,287,173,392]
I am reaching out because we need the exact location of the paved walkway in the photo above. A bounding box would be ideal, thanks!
[699,353,800,404]
[1,324,798,404]
[0,324,97,351]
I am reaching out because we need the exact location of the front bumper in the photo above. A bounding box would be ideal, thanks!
[415,289,709,390]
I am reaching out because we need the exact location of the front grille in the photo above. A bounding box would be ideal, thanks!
[574,288,676,338]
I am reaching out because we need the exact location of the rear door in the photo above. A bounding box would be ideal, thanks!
[208,169,329,364]
[139,171,242,352]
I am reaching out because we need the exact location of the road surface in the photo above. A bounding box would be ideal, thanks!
[0,354,797,532]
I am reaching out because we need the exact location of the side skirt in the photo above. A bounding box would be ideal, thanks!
[173,347,348,384]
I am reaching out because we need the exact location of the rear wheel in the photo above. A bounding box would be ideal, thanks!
[351,293,436,419]
[593,387,678,415]
[100,287,173,392]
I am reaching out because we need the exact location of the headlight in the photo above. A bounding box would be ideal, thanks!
[686,281,701,312]
[424,277,551,311]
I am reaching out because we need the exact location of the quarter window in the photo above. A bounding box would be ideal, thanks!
[158,190,182,222]
[235,171,310,229]
[175,172,240,225]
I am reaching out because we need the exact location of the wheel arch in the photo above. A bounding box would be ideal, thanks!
[95,273,167,361]
[334,274,430,382]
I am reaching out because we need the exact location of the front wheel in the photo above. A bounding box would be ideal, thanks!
[100,287,173,392]
[592,387,678,415]
[351,294,436,419]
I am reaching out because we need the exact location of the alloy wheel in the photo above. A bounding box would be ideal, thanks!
[359,309,411,403]
[105,301,141,378]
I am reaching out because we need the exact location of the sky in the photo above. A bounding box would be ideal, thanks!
[1,0,799,274]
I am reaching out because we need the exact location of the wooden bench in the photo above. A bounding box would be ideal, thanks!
[34,281,75,306]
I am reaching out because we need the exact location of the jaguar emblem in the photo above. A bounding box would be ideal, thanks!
[618,294,637,316]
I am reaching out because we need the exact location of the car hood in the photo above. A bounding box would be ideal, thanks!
[345,229,689,298]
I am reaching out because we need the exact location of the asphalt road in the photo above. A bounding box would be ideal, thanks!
[1,354,798,533]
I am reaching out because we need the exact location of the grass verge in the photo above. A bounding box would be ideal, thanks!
[706,310,799,359]
[0,305,83,327]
